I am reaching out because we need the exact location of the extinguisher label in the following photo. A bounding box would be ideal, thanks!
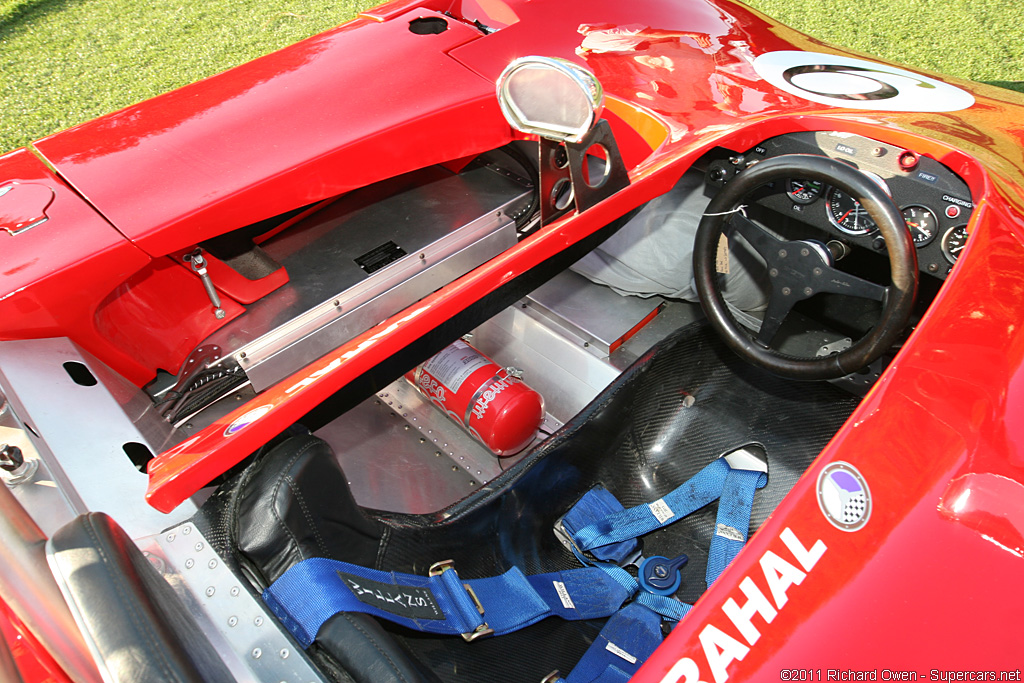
[422,340,490,393]
[470,375,518,421]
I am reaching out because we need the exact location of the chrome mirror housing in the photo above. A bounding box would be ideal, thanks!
[496,57,604,143]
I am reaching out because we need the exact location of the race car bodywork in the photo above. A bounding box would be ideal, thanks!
[0,0,1022,681]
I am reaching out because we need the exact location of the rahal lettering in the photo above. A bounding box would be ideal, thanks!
[658,527,827,683]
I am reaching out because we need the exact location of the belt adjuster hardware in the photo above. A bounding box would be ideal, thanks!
[552,517,586,558]
[553,515,644,569]
[428,560,494,642]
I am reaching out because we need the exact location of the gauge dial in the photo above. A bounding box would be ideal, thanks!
[941,225,968,263]
[901,205,938,247]
[827,188,877,235]
[787,178,823,204]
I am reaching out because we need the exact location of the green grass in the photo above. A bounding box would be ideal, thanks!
[1,0,1022,154]
[0,0,376,153]
[745,0,1024,93]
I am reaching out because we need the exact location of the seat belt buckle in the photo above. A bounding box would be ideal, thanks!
[639,554,688,595]
[428,560,494,642]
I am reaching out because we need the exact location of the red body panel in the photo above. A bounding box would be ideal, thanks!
[93,257,247,376]
[0,599,74,683]
[32,7,511,258]
[4,0,1024,679]
[0,149,156,383]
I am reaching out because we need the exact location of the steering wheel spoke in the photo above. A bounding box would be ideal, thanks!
[726,213,781,260]
[754,293,796,346]
[814,266,887,302]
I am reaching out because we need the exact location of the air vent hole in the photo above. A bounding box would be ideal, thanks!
[409,17,448,34]
[550,178,574,211]
[123,442,155,473]
[63,361,97,387]
[582,144,611,188]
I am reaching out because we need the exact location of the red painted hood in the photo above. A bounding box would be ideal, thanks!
[32,6,511,257]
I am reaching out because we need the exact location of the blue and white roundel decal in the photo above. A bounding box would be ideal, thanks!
[753,51,974,112]
[224,404,274,436]
[817,461,871,531]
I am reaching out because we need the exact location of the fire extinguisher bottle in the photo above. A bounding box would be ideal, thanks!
[408,340,544,455]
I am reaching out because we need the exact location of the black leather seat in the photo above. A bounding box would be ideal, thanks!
[48,513,234,683]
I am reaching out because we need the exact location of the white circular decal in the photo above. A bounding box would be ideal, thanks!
[224,404,274,436]
[817,461,872,532]
[753,51,974,112]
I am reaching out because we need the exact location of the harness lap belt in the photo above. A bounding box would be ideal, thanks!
[564,602,664,683]
[263,560,632,648]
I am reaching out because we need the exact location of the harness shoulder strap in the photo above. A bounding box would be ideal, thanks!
[568,458,733,552]
[706,466,766,586]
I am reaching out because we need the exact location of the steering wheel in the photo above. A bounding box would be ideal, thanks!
[693,154,918,380]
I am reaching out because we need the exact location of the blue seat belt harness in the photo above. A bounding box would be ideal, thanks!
[264,559,632,647]
[263,445,767,678]
[548,447,766,682]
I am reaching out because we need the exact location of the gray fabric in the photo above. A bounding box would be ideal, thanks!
[571,171,770,312]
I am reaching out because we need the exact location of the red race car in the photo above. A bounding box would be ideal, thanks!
[0,0,1021,681]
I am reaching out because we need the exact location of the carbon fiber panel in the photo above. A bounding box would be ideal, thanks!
[375,321,859,681]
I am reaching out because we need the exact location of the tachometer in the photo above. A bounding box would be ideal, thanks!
[901,205,937,247]
[826,170,890,236]
[827,188,877,235]
[941,225,968,263]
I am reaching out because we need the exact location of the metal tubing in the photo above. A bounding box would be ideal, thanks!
[0,484,101,683]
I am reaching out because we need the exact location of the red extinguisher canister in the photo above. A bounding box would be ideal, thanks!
[407,340,544,456]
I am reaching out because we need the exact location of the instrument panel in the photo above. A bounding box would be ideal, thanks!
[706,132,974,279]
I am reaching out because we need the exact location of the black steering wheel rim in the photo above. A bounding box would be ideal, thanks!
[693,154,918,380]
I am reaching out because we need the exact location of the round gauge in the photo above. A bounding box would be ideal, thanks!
[787,178,823,204]
[827,188,877,235]
[941,225,969,263]
[901,205,938,247]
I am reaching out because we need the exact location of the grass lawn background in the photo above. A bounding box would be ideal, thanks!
[1,0,1022,154]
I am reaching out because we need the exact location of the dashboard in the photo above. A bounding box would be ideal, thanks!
[705,131,974,280]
